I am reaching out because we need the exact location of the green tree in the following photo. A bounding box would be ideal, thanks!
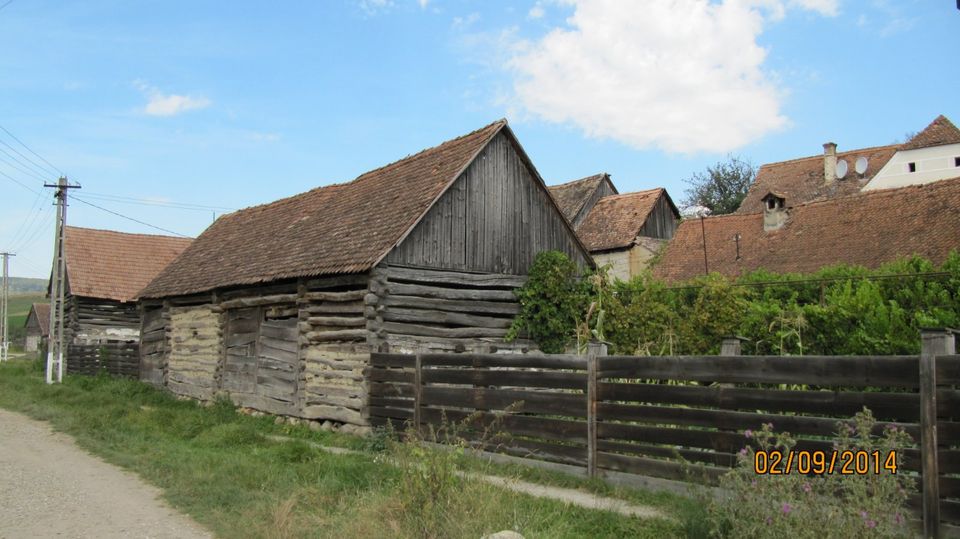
[682,155,756,215]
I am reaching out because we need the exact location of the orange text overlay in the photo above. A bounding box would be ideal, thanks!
[753,450,899,475]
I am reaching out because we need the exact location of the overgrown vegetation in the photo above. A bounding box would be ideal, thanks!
[0,359,692,538]
[706,409,916,538]
[509,251,960,355]
[681,155,756,215]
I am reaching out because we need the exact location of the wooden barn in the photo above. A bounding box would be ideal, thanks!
[59,226,192,374]
[137,119,592,427]
[23,302,49,352]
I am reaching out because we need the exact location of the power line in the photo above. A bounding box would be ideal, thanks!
[0,0,15,14]
[0,137,59,179]
[4,185,47,251]
[0,148,52,182]
[0,123,62,176]
[0,169,42,195]
[72,196,190,237]
[80,191,236,212]
[11,206,55,255]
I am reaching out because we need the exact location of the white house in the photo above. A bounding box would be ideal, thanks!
[864,115,960,191]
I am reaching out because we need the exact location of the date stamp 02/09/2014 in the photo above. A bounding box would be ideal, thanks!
[753,450,900,475]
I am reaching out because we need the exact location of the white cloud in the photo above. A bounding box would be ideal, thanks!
[452,12,481,29]
[359,0,394,15]
[418,0,429,8]
[134,80,211,117]
[789,0,838,17]
[528,4,545,19]
[506,0,832,154]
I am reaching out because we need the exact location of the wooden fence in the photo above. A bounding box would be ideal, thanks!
[67,342,140,378]
[367,330,960,537]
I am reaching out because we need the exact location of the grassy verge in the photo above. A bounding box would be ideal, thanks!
[0,359,702,538]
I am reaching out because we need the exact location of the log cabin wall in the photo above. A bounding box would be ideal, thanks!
[67,296,140,344]
[386,131,590,274]
[366,265,534,355]
[166,303,223,400]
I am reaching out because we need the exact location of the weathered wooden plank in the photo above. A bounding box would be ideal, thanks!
[598,382,922,422]
[421,386,586,418]
[259,335,299,354]
[421,353,585,370]
[302,404,365,424]
[369,381,414,398]
[381,295,519,315]
[305,329,367,342]
[384,266,527,288]
[598,402,920,440]
[302,290,366,302]
[382,321,508,339]
[220,294,298,309]
[421,368,586,390]
[370,353,416,368]
[937,355,960,384]
[420,408,586,444]
[303,274,368,290]
[387,283,516,302]
[305,316,366,327]
[259,323,298,342]
[599,355,920,388]
[597,439,737,468]
[596,452,726,484]
[382,307,512,329]
[366,368,415,384]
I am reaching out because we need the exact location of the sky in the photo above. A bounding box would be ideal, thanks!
[0,0,958,279]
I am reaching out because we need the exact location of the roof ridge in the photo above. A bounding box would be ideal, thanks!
[221,120,507,218]
[598,188,662,201]
[793,174,960,209]
[64,225,193,241]
[550,172,606,189]
[758,143,901,170]
[355,119,506,183]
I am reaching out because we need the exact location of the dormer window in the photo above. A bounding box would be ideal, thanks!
[763,193,785,211]
[908,162,917,173]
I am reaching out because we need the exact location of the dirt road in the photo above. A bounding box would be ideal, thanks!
[0,408,211,539]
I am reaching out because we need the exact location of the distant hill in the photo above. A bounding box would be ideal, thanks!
[7,277,47,295]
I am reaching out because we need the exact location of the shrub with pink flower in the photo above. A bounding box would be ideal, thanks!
[704,408,915,538]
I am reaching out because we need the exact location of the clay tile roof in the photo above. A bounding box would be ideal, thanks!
[577,189,666,252]
[653,176,960,282]
[30,303,50,335]
[548,174,609,222]
[737,144,898,214]
[64,227,193,302]
[141,120,507,298]
[901,115,960,151]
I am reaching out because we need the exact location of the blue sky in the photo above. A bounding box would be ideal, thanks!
[1,0,957,278]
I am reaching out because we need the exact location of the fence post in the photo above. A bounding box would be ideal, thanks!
[413,351,423,436]
[720,336,744,356]
[920,329,955,539]
[587,341,607,479]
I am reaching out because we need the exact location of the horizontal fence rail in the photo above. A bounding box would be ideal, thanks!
[67,342,140,378]
[366,330,960,535]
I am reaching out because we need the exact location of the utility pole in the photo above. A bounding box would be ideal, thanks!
[0,252,12,362]
[44,177,79,383]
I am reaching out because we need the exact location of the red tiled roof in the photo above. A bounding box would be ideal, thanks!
[64,227,193,302]
[29,303,50,335]
[737,144,898,214]
[141,120,508,298]
[577,189,665,252]
[653,177,960,282]
[548,174,612,222]
[901,115,960,151]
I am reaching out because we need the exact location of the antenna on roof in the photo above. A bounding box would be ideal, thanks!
[836,159,848,180]
[855,156,868,176]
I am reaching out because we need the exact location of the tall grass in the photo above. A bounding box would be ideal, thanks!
[0,360,691,538]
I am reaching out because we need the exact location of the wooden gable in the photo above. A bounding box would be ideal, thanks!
[386,130,591,274]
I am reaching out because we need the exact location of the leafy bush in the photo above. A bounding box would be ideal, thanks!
[509,250,960,356]
[706,409,915,538]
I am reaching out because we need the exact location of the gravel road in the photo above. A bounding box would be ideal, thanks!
[0,408,211,539]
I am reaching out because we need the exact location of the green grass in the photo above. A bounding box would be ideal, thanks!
[0,360,703,538]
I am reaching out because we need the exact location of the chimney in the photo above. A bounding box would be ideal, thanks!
[761,193,788,232]
[823,142,837,184]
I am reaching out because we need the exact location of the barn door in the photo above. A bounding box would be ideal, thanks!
[255,315,299,412]
[223,307,259,395]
